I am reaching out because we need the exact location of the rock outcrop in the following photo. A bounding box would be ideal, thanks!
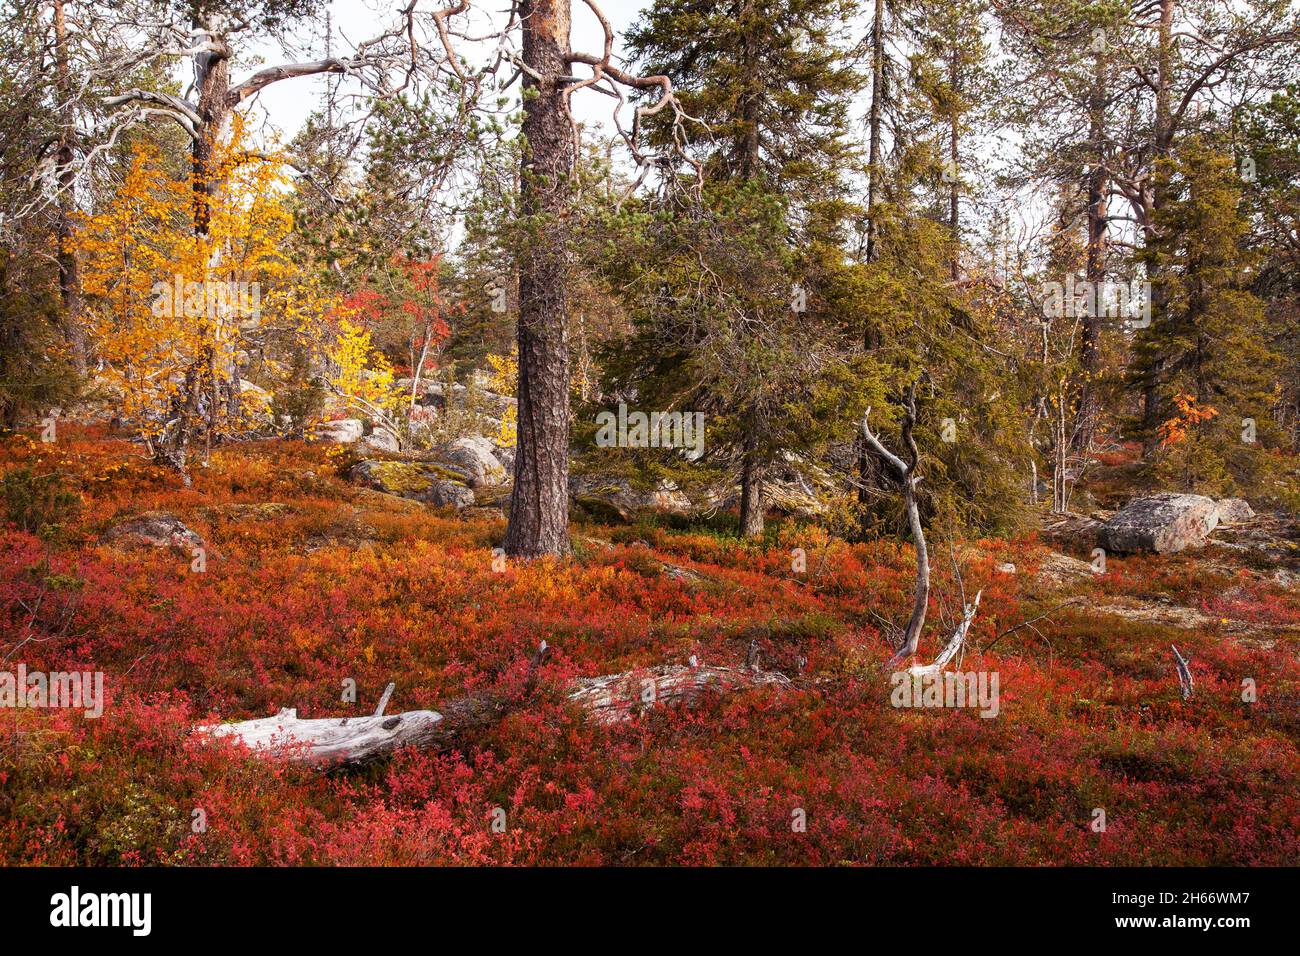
[435,437,506,487]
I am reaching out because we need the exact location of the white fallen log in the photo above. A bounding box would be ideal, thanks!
[201,707,448,766]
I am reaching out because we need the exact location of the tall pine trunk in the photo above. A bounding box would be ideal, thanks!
[52,0,85,374]
[191,27,232,238]
[857,0,888,535]
[159,17,234,479]
[733,9,767,540]
[948,51,960,281]
[504,0,573,558]
[1074,45,1109,455]
[1140,0,1176,447]
[863,0,885,266]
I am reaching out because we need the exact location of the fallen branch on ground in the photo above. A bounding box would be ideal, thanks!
[984,598,1084,652]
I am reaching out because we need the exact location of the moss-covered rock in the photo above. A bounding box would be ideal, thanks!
[349,460,474,509]
[568,475,691,524]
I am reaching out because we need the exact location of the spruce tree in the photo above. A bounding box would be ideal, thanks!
[1130,137,1280,493]
[615,0,861,537]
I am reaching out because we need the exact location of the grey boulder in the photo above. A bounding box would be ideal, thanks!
[103,512,204,554]
[1100,493,1220,554]
[313,418,365,444]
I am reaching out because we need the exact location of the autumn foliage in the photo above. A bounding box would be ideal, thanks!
[72,124,346,471]
[1158,393,1220,447]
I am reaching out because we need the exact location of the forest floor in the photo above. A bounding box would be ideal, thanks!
[2,427,1299,865]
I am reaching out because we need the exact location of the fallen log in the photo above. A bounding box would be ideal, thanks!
[568,663,791,726]
[197,650,790,768]
[197,645,548,768]
[199,686,512,768]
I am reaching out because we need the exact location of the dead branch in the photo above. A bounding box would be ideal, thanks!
[862,382,930,668]
[907,590,983,678]
[1171,644,1194,700]
[985,598,1084,651]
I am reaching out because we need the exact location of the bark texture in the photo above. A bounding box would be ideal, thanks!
[505,0,575,558]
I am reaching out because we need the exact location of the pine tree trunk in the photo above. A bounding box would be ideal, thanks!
[158,17,233,476]
[52,0,85,374]
[1141,0,1177,449]
[857,0,887,535]
[504,0,573,558]
[1075,47,1109,455]
[864,0,885,266]
[739,439,765,539]
[191,29,232,238]
[948,52,960,281]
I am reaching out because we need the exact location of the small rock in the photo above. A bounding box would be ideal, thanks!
[103,512,204,554]
[1216,497,1256,523]
[313,418,365,444]
[996,562,1016,574]
[1100,493,1220,554]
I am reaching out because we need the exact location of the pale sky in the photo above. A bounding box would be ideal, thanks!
[243,0,653,145]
